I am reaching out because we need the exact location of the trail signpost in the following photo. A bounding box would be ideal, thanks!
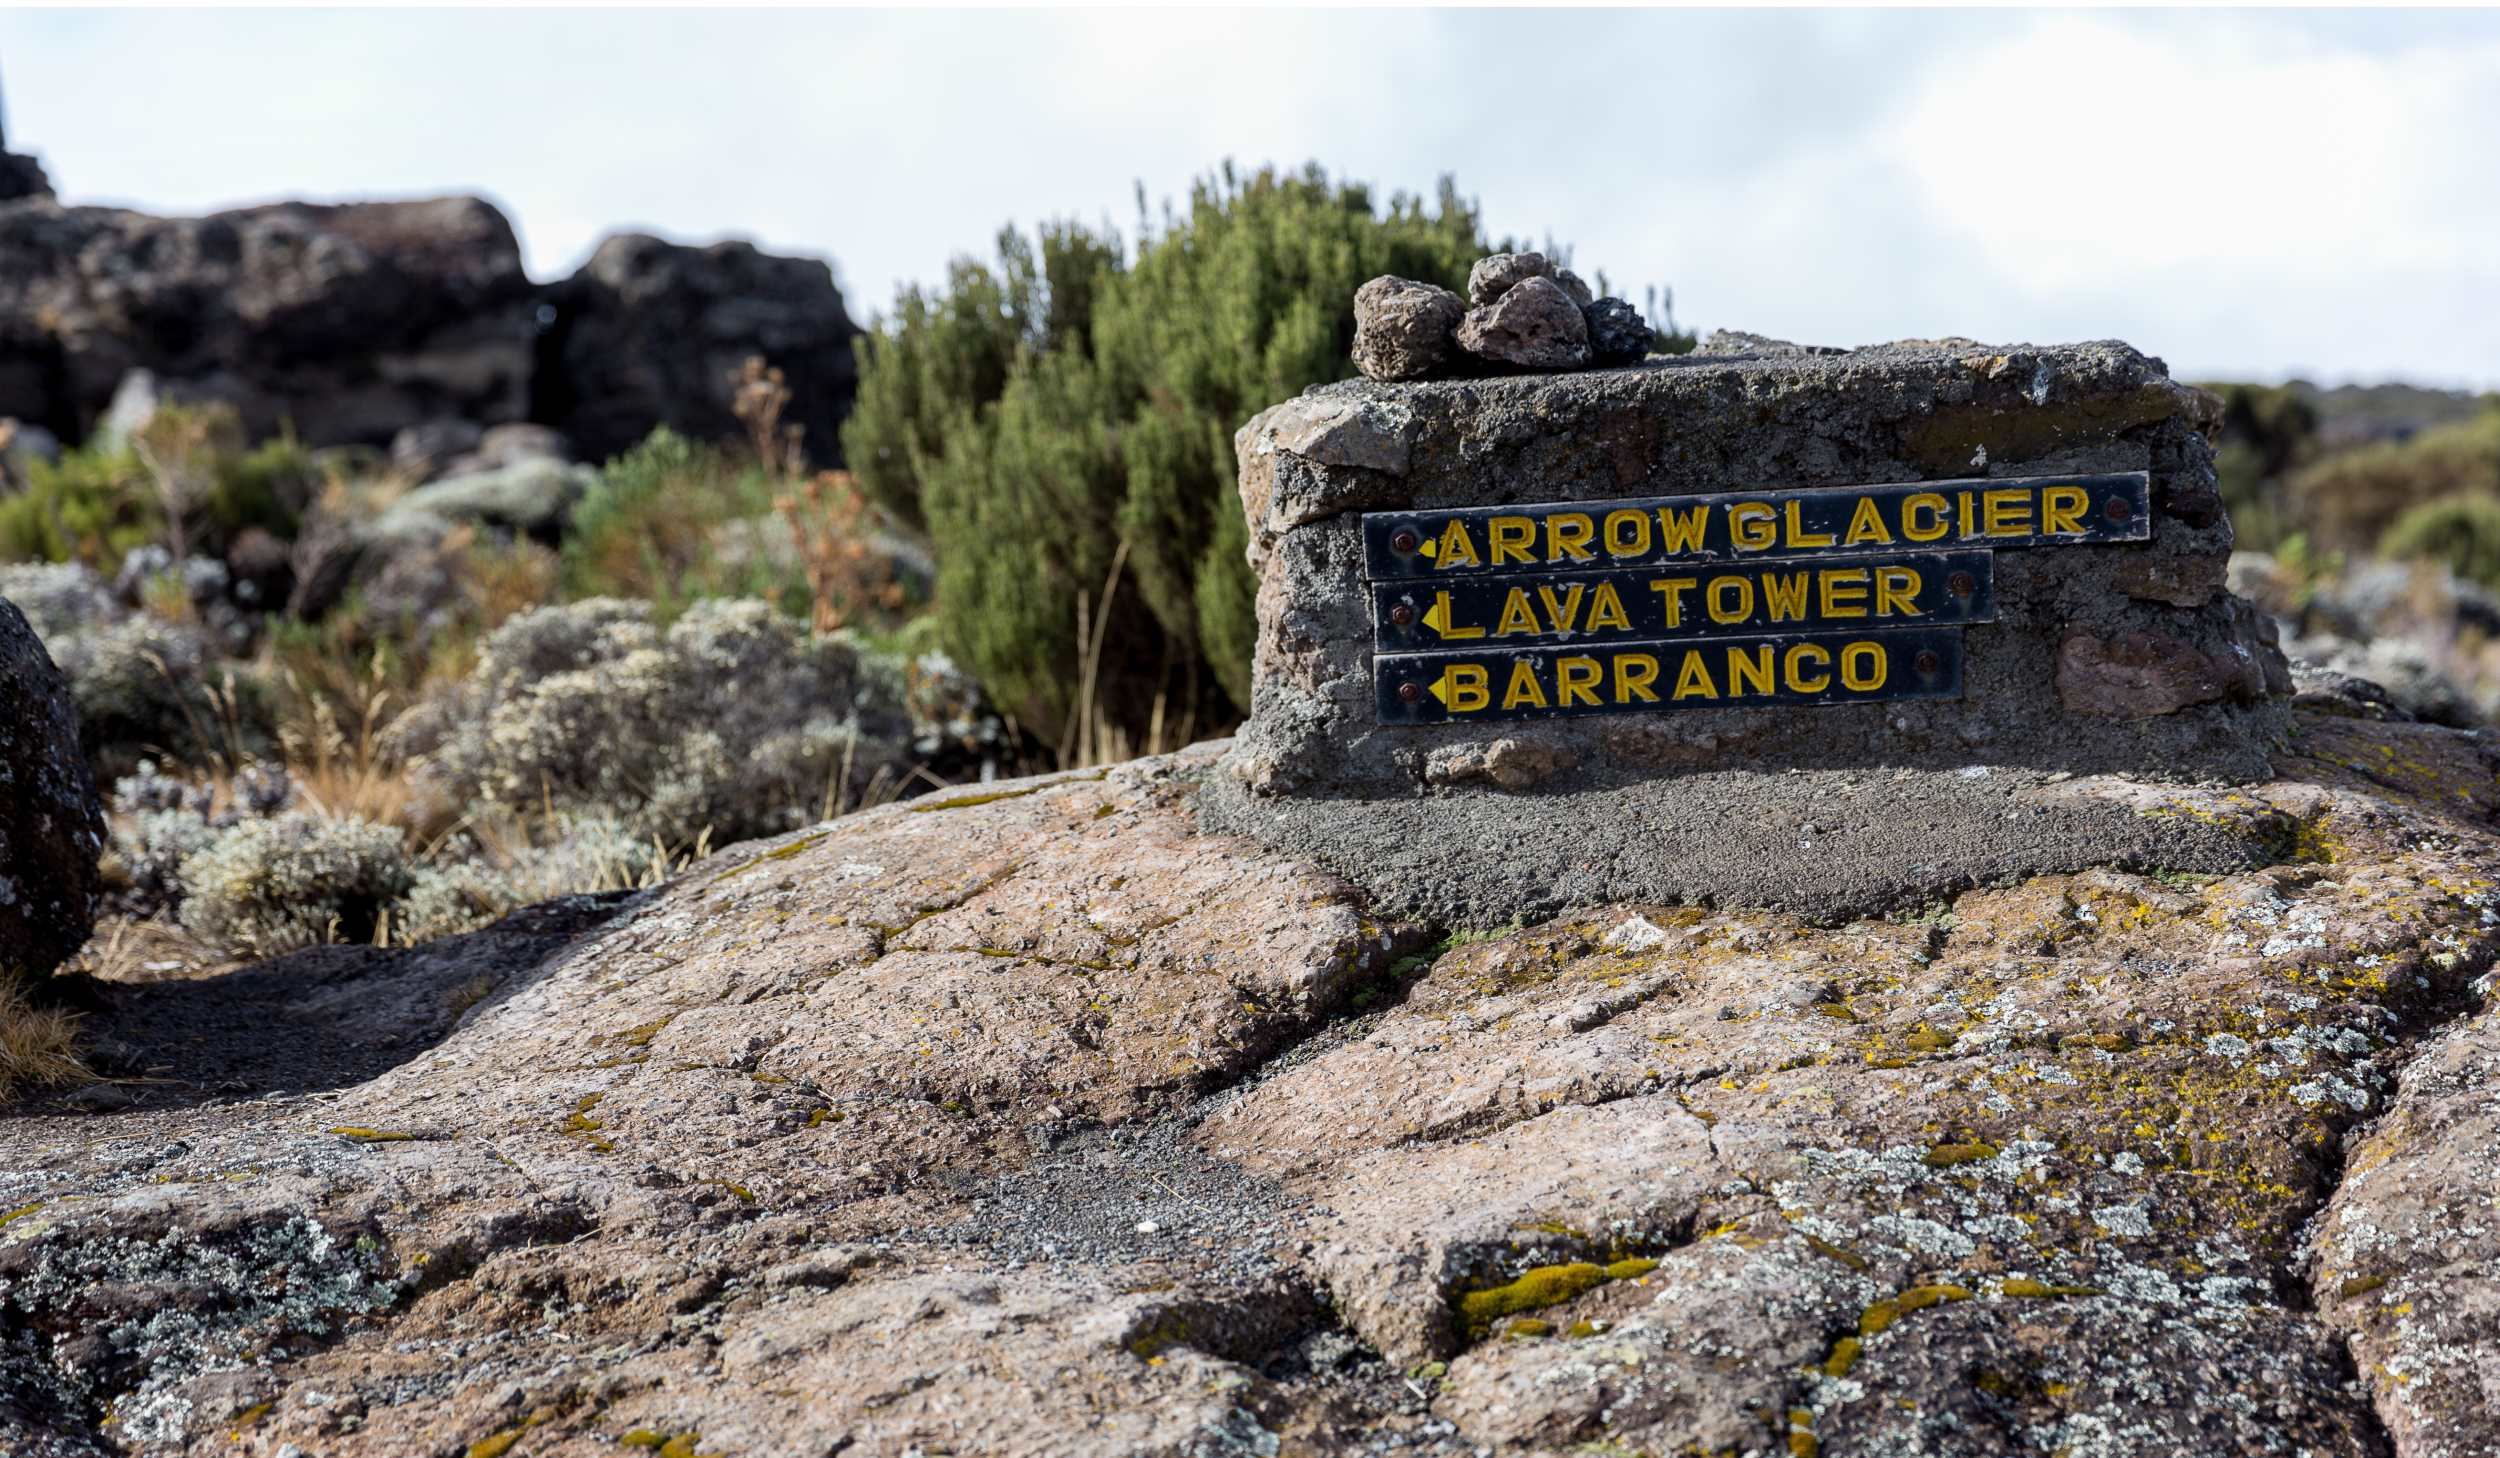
[1364,472,2148,724]
[1207,336,2294,924]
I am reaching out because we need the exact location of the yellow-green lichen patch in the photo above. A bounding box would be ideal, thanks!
[1858,1283,1973,1336]
[709,832,829,885]
[1451,1254,1669,1339]
[907,769,1109,814]
[0,1201,44,1230]
[1505,1317,1554,1338]
[327,1126,419,1142]
[561,1092,615,1153]
[1921,1141,1999,1168]
[466,1431,525,1458]
[621,1432,707,1458]
[230,1400,274,1431]
[1822,1336,1863,1377]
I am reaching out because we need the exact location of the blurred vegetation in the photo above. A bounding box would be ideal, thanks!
[845,163,1506,754]
[2380,493,2500,593]
[2302,408,2500,556]
[0,404,319,566]
[560,428,800,615]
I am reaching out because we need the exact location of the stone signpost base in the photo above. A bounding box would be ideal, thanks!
[1203,335,2296,925]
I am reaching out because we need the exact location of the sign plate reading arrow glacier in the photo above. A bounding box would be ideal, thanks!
[1364,471,2150,726]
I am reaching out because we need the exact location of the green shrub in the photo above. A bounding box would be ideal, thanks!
[0,406,319,568]
[2291,408,2500,553]
[0,445,160,566]
[844,164,1506,748]
[2381,494,2500,590]
[560,428,803,615]
[2203,382,2320,554]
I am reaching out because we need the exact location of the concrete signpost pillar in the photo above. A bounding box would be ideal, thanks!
[1206,331,2294,927]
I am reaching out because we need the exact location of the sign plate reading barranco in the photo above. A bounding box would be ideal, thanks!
[1367,471,2149,725]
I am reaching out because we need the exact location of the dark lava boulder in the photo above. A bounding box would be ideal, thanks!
[533,232,859,466]
[0,194,535,445]
[0,597,104,974]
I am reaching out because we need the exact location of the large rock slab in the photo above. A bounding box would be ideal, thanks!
[4,721,2499,1455]
[0,596,104,973]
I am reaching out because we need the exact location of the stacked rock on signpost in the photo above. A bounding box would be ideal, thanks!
[1350,251,1654,382]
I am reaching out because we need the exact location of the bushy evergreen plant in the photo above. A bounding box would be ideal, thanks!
[843,164,1502,750]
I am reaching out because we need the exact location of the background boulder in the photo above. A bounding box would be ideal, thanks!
[533,232,860,466]
[0,595,104,973]
[0,195,535,447]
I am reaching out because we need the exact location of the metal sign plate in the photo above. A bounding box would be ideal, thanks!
[1374,626,1965,725]
[1368,548,1996,653]
[1363,471,2149,580]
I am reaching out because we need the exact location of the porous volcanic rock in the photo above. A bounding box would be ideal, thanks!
[534,233,860,467]
[0,195,535,446]
[1465,251,1553,306]
[3,720,2499,1455]
[1457,275,1592,371]
[1583,294,1653,365]
[0,596,104,973]
[1350,276,1464,382]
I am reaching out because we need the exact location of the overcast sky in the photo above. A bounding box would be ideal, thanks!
[4,8,2495,388]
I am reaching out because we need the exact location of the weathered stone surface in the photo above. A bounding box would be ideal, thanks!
[1551,266,1594,308]
[374,456,595,540]
[1351,275,1464,382]
[2057,629,2237,717]
[1583,294,1653,365]
[1457,276,1592,371]
[1208,338,2293,924]
[3,720,2497,1454]
[535,232,859,468]
[0,196,535,446]
[0,597,103,974]
[1466,251,1553,306]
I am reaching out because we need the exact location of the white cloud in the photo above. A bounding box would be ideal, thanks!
[0,8,2492,386]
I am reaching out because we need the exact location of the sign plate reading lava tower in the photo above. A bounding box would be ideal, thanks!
[1365,471,2149,725]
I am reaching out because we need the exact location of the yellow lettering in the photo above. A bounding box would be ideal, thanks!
[1903,493,1949,542]
[1844,495,1894,547]
[1730,502,1777,551]
[1557,656,1603,707]
[2043,484,2088,535]
[1502,659,1548,710]
[1603,509,1652,558]
[1707,576,1756,625]
[1548,513,1595,562]
[1614,653,1661,703]
[1957,491,1977,540]
[1490,516,1536,566]
[1495,589,1538,637]
[1982,487,2032,538]
[1727,645,1775,697]
[1841,641,1886,692]
[1819,567,1870,619]
[1584,581,1631,633]
[1429,589,1484,639]
[1875,567,1920,617]
[1444,663,1490,713]
[1656,504,1710,554]
[1536,583,1585,633]
[1761,572,1811,623]
[1673,651,1719,701]
[1436,520,1481,569]
[1785,643,1832,693]
[1650,577,1696,629]
[1785,499,1836,549]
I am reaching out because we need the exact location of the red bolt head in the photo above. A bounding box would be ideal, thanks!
[1914,650,1942,675]
[2105,495,2133,521]
[1948,571,1976,596]
[1397,680,1425,704]
[1389,602,1417,626]
[1391,528,1421,554]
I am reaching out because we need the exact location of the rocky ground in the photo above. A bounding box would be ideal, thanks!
[5,712,2500,1457]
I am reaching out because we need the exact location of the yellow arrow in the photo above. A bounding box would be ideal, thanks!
[1418,534,1438,559]
[1430,670,1454,706]
[1422,596,1449,634]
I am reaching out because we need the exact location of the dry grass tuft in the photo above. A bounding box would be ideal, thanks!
[0,975,88,1101]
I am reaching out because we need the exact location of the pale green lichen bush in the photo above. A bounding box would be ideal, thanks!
[391,597,915,849]
[177,812,416,956]
[0,562,261,777]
